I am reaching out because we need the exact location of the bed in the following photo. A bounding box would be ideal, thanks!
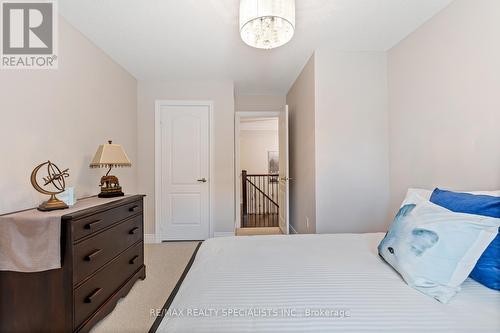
[155,233,500,332]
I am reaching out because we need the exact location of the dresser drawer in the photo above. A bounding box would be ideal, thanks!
[73,215,143,285]
[74,241,143,330]
[72,199,143,241]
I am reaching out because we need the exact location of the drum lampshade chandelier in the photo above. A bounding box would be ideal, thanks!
[240,0,295,49]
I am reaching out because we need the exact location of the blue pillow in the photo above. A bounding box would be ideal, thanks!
[430,188,500,218]
[430,188,500,290]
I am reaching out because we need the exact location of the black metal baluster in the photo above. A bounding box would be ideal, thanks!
[253,177,255,216]
[267,176,270,216]
[258,177,261,226]
[263,176,265,218]
[262,176,264,220]
[265,177,269,227]
[247,179,252,222]
[274,177,277,215]
[257,176,259,218]
[254,176,257,218]
[247,180,252,215]
[266,176,269,218]
[271,178,274,214]
[252,177,257,220]
[254,177,256,221]
[259,176,262,218]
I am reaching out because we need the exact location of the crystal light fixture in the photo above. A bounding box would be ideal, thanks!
[240,0,295,49]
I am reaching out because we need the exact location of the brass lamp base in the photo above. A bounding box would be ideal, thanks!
[38,195,68,211]
[98,174,124,198]
[98,190,124,198]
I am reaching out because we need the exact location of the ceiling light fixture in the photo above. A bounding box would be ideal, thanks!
[240,0,295,49]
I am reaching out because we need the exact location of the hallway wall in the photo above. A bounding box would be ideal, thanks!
[286,55,316,234]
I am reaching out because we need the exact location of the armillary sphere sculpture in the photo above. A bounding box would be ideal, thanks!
[30,160,70,211]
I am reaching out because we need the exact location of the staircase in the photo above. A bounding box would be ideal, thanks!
[241,170,279,228]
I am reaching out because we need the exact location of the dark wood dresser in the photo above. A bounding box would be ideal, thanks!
[0,195,146,333]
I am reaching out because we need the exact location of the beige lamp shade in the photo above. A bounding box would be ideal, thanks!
[89,141,131,168]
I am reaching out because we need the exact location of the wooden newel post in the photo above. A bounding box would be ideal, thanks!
[242,170,247,216]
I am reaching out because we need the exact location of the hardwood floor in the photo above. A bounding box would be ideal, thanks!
[236,227,282,236]
[242,213,279,228]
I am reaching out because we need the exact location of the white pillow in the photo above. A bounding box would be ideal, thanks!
[405,188,433,200]
[404,188,500,205]
[380,192,500,303]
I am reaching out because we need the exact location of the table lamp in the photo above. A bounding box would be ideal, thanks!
[90,140,131,198]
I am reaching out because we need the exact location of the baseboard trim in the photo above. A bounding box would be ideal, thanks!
[289,225,298,234]
[144,234,157,244]
[148,232,236,241]
[213,231,235,238]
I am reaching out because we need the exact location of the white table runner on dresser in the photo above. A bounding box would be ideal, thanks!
[0,195,131,272]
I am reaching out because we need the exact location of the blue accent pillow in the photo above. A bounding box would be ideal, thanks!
[430,188,500,290]
[378,192,500,303]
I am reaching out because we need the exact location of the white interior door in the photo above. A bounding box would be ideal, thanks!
[158,103,210,240]
[278,105,290,234]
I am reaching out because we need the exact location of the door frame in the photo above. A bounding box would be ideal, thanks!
[155,100,215,243]
[234,111,281,230]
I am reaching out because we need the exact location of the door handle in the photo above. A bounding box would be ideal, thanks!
[197,178,207,183]
[280,177,292,181]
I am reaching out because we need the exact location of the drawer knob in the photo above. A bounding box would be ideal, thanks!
[128,205,139,212]
[84,288,102,303]
[84,219,102,230]
[129,227,139,235]
[129,255,139,265]
[84,249,102,261]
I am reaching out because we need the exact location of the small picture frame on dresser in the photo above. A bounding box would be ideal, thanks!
[57,187,76,206]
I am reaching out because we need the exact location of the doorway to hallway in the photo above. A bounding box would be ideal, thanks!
[234,108,290,235]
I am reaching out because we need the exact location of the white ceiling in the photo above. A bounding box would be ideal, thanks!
[59,0,452,95]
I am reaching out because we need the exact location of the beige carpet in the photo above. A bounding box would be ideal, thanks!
[90,241,199,333]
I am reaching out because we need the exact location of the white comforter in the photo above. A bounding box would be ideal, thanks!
[157,233,500,332]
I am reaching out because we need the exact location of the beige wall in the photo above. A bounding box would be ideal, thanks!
[388,0,500,216]
[240,131,279,175]
[235,94,285,112]
[0,17,137,214]
[137,80,235,235]
[286,55,316,234]
[315,50,390,233]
